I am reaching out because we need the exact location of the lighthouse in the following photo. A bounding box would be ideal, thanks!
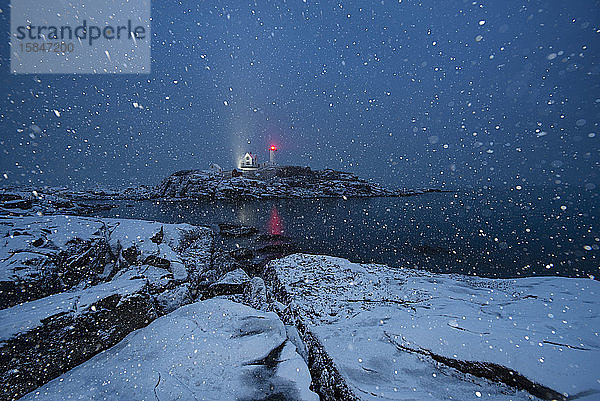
[269,145,278,165]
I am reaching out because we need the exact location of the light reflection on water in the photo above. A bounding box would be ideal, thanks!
[268,206,284,236]
[92,188,599,279]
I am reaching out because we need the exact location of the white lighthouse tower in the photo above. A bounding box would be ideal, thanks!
[269,145,278,165]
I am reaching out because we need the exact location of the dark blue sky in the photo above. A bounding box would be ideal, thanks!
[1,0,599,189]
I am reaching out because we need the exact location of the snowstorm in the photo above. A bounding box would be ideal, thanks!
[0,1,598,400]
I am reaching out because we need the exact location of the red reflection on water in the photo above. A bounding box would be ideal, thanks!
[268,206,283,235]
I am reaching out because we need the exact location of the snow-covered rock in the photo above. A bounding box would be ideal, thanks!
[21,299,319,401]
[0,276,157,400]
[209,268,251,296]
[105,217,212,286]
[0,215,110,308]
[268,254,600,401]
[0,215,212,309]
[0,215,213,400]
[244,276,268,310]
[155,283,193,314]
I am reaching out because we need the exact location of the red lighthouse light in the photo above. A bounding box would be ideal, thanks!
[270,145,278,151]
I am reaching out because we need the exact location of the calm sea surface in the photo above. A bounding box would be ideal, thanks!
[91,187,599,279]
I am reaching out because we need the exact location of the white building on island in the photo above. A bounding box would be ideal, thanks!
[239,152,259,171]
[237,146,279,172]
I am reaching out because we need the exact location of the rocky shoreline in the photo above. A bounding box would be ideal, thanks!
[0,172,594,401]
[0,214,309,400]
[0,211,597,400]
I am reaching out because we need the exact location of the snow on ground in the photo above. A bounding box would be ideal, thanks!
[270,254,600,400]
[21,298,319,401]
[3,214,598,401]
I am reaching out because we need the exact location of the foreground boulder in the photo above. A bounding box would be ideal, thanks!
[21,299,319,401]
[267,254,600,401]
[0,277,156,400]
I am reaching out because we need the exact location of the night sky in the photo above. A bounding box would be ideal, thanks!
[0,1,599,190]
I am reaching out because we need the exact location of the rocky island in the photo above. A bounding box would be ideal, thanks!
[154,166,441,200]
[0,166,444,212]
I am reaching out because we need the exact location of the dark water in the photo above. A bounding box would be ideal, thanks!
[91,187,599,279]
